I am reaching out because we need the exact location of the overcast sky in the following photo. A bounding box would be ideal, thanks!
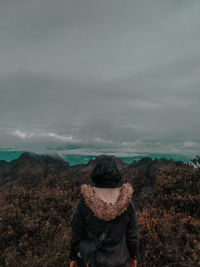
[0,0,200,156]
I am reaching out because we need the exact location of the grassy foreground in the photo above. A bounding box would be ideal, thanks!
[0,158,200,266]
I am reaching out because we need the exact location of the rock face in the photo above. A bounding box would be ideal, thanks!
[0,152,189,190]
[0,152,69,186]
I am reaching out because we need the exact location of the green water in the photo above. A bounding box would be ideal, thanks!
[0,150,27,162]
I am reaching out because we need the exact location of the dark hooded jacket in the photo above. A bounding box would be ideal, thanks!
[69,182,139,267]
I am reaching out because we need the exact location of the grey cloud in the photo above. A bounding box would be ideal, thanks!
[0,0,200,156]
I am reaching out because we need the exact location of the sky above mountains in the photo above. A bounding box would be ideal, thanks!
[0,0,200,156]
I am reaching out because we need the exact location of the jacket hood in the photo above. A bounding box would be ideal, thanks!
[80,182,133,221]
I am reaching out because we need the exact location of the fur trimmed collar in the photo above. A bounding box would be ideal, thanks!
[80,182,133,221]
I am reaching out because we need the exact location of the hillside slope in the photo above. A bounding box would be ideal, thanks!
[0,153,199,266]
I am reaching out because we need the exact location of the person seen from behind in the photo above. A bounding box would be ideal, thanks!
[69,155,139,267]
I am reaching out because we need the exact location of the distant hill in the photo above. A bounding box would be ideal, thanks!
[0,151,187,188]
[0,152,69,187]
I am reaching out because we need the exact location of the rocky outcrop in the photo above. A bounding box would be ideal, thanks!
[0,152,69,187]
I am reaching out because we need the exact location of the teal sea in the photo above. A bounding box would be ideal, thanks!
[0,150,194,166]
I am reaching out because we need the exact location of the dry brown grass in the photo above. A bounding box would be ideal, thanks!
[0,163,199,266]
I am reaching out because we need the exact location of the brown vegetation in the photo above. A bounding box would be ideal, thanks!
[0,153,199,266]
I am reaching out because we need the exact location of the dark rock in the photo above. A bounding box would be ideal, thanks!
[0,151,69,187]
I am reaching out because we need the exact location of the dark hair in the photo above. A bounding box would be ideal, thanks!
[91,155,122,188]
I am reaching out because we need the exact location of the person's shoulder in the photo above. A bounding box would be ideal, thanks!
[118,182,135,216]
[123,182,134,204]
[77,186,92,212]
[76,193,86,208]
[127,192,136,214]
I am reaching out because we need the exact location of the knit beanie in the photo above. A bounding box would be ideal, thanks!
[91,155,122,188]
